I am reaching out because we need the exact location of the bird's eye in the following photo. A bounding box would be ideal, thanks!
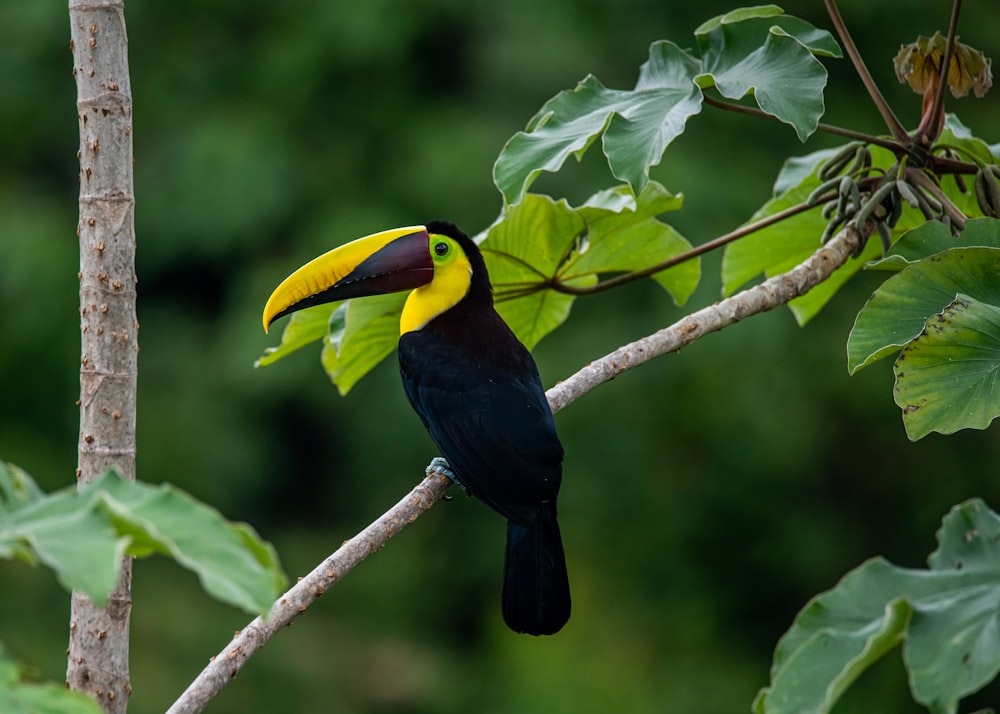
[434,241,449,257]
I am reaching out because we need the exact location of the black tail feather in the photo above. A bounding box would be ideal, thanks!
[501,502,571,635]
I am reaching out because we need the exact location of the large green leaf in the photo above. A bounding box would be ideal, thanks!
[867,217,1000,272]
[755,499,1000,714]
[321,293,406,395]
[90,472,285,615]
[0,643,102,714]
[847,245,1000,374]
[694,13,838,140]
[0,464,286,616]
[493,41,702,204]
[0,461,127,599]
[493,8,838,205]
[486,182,696,349]
[255,303,337,368]
[894,294,1000,440]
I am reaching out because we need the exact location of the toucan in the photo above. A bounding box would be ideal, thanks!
[262,220,571,636]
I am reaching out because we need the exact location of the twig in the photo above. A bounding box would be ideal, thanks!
[823,0,908,142]
[166,219,866,714]
[701,93,903,152]
[546,221,864,411]
[543,201,814,296]
[164,471,452,714]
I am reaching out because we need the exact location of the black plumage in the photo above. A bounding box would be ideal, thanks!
[398,222,571,635]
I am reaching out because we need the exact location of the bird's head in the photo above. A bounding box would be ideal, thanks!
[262,220,489,334]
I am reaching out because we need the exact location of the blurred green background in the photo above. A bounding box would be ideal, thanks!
[2,1,999,712]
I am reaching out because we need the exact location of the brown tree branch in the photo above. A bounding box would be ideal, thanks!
[67,1,138,712]
[166,219,866,714]
[164,472,453,714]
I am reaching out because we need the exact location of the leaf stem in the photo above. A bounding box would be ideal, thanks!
[546,200,819,296]
[701,93,903,152]
[823,0,909,142]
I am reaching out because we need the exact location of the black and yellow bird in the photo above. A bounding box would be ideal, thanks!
[262,220,571,635]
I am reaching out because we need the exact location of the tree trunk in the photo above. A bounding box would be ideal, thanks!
[67,1,137,711]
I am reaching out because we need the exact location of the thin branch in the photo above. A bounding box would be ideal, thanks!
[546,200,816,296]
[823,0,909,142]
[164,472,453,714]
[701,93,903,152]
[545,221,864,411]
[167,219,867,714]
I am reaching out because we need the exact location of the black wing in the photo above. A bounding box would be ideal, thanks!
[398,329,562,526]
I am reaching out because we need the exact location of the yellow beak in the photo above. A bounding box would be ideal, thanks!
[262,226,433,333]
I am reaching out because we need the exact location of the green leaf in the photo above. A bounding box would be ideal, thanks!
[255,303,337,368]
[694,5,784,35]
[848,246,1000,374]
[485,182,695,349]
[493,11,838,204]
[321,293,406,395]
[868,217,1000,272]
[87,472,286,615]
[937,113,998,166]
[1,462,127,599]
[0,465,285,615]
[493,41,703,204]
[894,294,1000,440]
[695,14,838,140]
[0,643,102,714]
[756,498,1000,714]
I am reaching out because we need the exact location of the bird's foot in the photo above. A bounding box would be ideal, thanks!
[426,457,464,490]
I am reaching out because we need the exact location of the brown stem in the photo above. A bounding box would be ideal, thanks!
[823,0,909,142]
[545,201,815,296]
[701,93,903,152]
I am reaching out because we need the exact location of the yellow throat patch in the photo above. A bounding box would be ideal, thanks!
[400,233,472,334]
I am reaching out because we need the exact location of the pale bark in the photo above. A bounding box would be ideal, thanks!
[164,472,452,714]
[166,221,866,713]
[67,1,137,711]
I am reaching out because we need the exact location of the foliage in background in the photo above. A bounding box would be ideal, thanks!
[3,1,1000,713]
[1,461,285,616]
[255,2,1000,711]
[756,499,1000,714]
[0,642,101,714]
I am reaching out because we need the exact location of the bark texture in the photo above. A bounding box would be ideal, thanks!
[67,1,137,711]
[164,472,452,714]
